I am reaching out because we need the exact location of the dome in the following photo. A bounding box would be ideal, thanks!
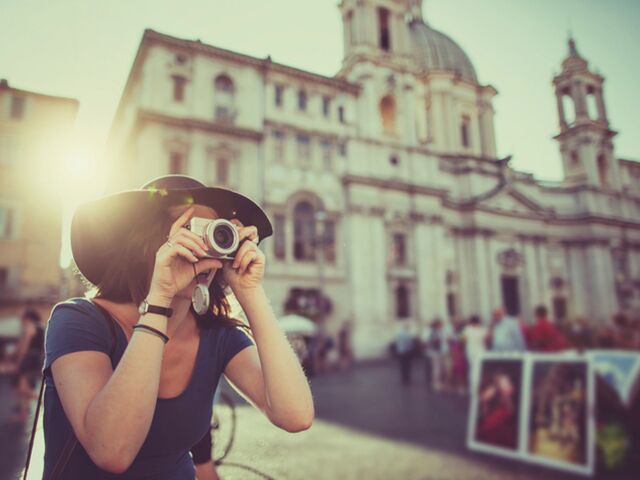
[408,20,478,83]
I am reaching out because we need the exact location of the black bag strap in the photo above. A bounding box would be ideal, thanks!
[22,299,119,480]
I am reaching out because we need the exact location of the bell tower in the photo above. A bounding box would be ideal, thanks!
[338,0,415,64]
[553,38,620,188]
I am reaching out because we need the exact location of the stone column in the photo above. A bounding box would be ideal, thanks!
[595,87,608,122]
[555,90,567,128]
[473,233,490,321]
[534,239,551,309]
[567,244,588,318]
[586,242,617,322]
[484,233,500,314]
[403,84,417,145]
[415,219,446,322]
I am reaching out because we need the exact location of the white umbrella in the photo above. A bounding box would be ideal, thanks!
[278,314,318,335]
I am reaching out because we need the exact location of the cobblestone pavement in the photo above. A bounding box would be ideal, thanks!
[0,359,633,479]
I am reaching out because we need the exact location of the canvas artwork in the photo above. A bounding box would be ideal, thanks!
[525,356,593,475]
[467,354,524,459]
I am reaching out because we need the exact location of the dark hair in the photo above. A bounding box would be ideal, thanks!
[22,308,41,324]
[534,305,548,318]
[469,315,481,326]
[77,202,243,330]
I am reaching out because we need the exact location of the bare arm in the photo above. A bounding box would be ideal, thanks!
[51,306,168,473]
[225,285,314,432]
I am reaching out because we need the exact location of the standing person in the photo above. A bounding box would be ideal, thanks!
[448,320,467,394]
[39,175,314,478]
[427,319,447,391]
[337,321,354,370]
[461,315,487,390]
[420,321,433,388]
[9,307,45,422]
[527,305,567,352]
[490,307,527,353]
[395,322,414,386]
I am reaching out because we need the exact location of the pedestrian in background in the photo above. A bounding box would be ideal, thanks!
[461,315,487,390]
[427,319,448,391]
[9,307,44,423]
[337,320,354,370]
[395,322,414,386]
[527,305,567,352]
[490,307,527,353]
[420,321,433,388]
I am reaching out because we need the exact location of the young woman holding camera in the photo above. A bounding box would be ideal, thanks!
[41,175,314,479]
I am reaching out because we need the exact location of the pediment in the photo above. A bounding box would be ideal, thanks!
[479,188,546,215]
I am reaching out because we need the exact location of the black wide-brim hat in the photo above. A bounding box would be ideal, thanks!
[71,175,273,286]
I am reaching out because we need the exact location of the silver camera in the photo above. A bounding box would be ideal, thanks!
[187,217,240,260]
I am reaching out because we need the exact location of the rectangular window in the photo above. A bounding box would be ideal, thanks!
[172,75,187,102]
[298,90,307,111]
[296,134,311,163]
[338,106,345,123]
[169,152,185,174]
[338,142,347,157]
[216,158,229,184]
[461,115,470,148]
[446,293,457,317]
[0,206,15,238]
[396,284,410,318]
[275,84,284,107]
[392,233,406,265]
[320,140,332,169]
[272,130,285,162]
[378,8,391,51]
[323,220,336,263]
[274,214,286,260]
[322,96,331,117]
[10,96,25,120]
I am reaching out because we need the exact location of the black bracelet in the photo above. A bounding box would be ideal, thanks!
[132,324,170,344]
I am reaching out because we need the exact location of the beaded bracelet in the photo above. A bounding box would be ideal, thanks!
[132,323,170,344]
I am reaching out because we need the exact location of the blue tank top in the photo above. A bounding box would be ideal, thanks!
[42,297,254,479]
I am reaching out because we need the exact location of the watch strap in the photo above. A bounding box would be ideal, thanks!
[147,304,173,317]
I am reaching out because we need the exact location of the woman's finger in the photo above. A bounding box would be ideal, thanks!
[236,225,259,244]
[237,250,258,275]
[169,206,195,237]
[175,227,208,251]
[232,239,257,269]
[194,258,223,274]
[172,244,199,263]
[171,232,208,257]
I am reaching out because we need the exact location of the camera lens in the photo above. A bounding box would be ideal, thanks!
[213,224,234,249]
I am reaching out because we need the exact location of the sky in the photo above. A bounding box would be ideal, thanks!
[1,0,639,184]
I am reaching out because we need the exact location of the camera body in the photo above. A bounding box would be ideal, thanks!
[187,217,240,260]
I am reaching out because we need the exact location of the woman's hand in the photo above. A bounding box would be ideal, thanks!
[223,220,265,293]
[148,206,223,301]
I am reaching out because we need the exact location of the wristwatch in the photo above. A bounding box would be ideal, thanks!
[138,299,173,317]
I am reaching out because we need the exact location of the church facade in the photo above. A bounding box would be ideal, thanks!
[105,0,640,358]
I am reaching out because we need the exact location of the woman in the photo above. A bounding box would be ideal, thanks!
[10,307,44,422]
[42,174,314,478]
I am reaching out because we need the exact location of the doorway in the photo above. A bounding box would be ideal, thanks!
[501,275,520,316]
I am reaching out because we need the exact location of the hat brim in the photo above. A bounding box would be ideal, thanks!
[71,186,273,286]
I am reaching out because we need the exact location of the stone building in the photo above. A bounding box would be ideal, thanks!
[0,79,79,320]
[104,0,640,358]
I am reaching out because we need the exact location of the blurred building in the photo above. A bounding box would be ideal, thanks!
[105,0,640,358]
[0,79,79,320]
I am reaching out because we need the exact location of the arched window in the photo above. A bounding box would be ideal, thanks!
[214,75,235,122]
[561,88,575,126]
[293,201,316,261]
[378,7,391,51]
[380,95,396,133]
[597,154,608,186]
[586,85,598,120]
